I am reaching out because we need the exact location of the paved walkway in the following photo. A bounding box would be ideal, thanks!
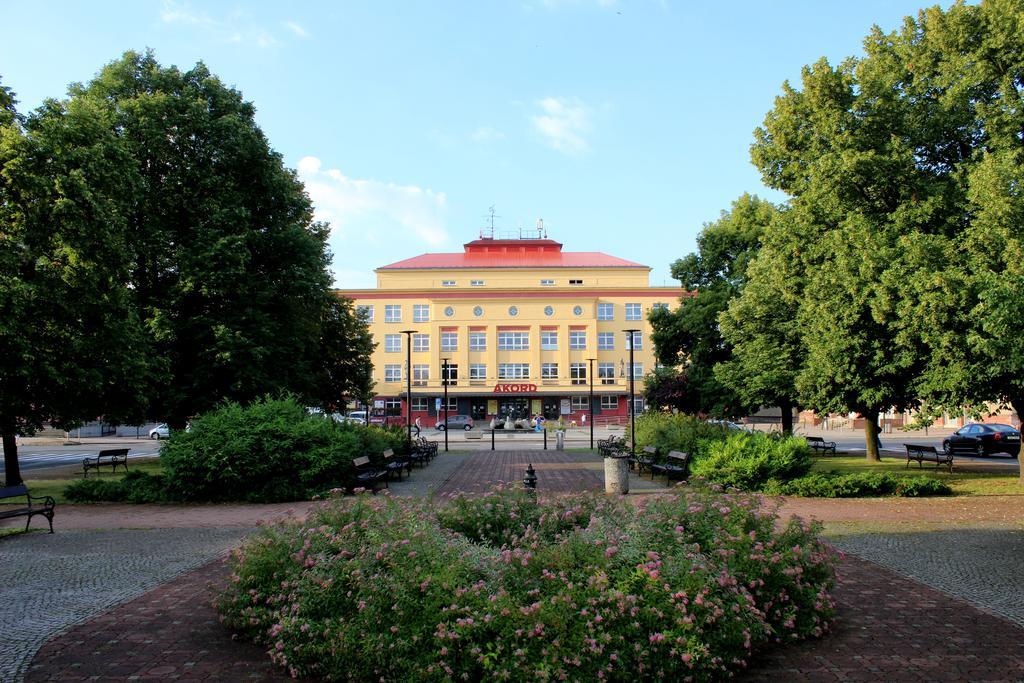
[6,449,1024,681]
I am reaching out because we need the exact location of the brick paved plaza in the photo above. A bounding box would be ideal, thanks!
[3,449,1023,682]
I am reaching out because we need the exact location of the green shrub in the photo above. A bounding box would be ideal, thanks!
[219,487,837,681]
[64,471,166,503]
[764,472,952,497]
[159,396,407,503]
[691,432,813,490]
[629,412,730,456]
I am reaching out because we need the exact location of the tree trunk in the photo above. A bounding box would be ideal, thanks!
[863,408,881,462]
[1012,399,1024,485]
[2,427,22,486]
[779,398,794,436]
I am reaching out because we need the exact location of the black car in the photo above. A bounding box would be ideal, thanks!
[943,423,1020,457]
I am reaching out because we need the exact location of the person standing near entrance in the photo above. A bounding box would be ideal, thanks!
[414,416,422,437]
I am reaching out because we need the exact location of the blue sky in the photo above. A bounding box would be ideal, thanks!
[1,0,936,287]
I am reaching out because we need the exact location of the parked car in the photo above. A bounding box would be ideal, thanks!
[435,414,474,431]
[148,423,169,440]
[347,410,368,423]
[331,413,366,425]
[707,419,750,433]
[943,423,1020,457]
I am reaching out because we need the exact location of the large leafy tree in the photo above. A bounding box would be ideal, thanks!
[716,209,804,435]
[747,0,1024,461]
[67,51,373,426]
[649,193,776,418]
[0,83,151,485]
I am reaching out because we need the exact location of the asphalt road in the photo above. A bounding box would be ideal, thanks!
[0,444,162,475]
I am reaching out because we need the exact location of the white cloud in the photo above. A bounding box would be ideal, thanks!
[297,156,450,284]
[284,20,309,38]
[470,126,505,143]
[159,1,282,48]
[531,97,593,154]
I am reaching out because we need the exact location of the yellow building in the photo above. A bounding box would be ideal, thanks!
[335,234,681,427]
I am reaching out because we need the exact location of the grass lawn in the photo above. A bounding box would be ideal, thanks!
[812,454,1022,496]
[20,458,163,503]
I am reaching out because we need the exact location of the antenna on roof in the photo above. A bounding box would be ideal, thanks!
[536,218,546,239]
[480,205,499,239]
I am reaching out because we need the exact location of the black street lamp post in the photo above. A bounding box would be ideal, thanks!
[623,329,640,457]
[400,329,418,450]
[441,357,450,453]
[586,357,596,450]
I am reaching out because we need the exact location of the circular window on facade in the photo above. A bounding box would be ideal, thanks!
[508,305,519,317]
[573,305,583,316]
[444,306,455,317]
[544,305,554,316]
[473,306,483,317]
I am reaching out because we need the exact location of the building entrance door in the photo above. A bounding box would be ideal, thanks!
[498,397,530,420]
[470,399,488,421]
[542,398,560,420]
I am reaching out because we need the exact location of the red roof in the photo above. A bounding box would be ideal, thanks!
[378,238,647,270]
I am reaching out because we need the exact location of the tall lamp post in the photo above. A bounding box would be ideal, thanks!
[400,329,418,450]
[623,329,640,457]
[441,357,450,453]
[586,357,596,450]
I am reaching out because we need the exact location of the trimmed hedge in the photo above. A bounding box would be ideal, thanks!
[219,486,838,681]
[630,412,731,456]
[764,472,953,498]
[64,470,167,503]
[159,397,407,503]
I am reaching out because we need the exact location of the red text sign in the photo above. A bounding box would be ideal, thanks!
[493,383,537,393]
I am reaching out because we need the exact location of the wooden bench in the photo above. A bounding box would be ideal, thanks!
[0,484,55,533]
[904,444,953,473]
[350,456,388,491]
[82,448,130,477]
[382,449,412,480]
[805,436,837,455]
[650,451,690,482]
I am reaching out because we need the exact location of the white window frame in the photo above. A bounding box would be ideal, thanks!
[598,362,616,385]
[540,279,555,286]
[384,364,401,382]
[384,334,401,353]
[541,363,558,379]
[498,331,529,351]
[469,332,487,351]
[597,332,615,350]
[498,363,530,380]
[441,280,457,287]
[626,331,643,350]
[412,334,430,352]
[411,396,429,411]
[469,364,487,380]
[441,332,458,352]
[442,363,459,386]
[630,362,644,379]
[384,304,402,323]
[412,364,429,386]
[413,304,430,323]
[601,395,619,410]
[540,331,558,350]
[440,396,458,411]
[570,362,587,385]
[569,330,587,350]
[385,398,402,416]
[357,305,374,322]
[470,279,485,286]
[596,303,614,321]
[571,396,589,410]
[569,279,584,286]
[625,303,642,321]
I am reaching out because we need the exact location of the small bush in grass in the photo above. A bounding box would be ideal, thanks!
[64,471,166,503]
[690,432,813,491]
[630,412,731,456]
[765,472,952,498]
[218,486,837,681]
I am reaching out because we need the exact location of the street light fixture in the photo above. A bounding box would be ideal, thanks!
[400,329,418,450]
[586,357,596,450]
[623,329,641,457]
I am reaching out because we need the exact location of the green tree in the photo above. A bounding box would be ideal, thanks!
[715,210,803,435]
[69,51,372,426]
[650,193,777,418]
[0,88,151,485]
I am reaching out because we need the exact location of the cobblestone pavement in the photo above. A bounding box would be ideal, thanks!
[744,553,1024,681]
[831,528,1024,628]
[433,449,666,496]
[1,528,250,682]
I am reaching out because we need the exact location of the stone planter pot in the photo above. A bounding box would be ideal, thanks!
[603,456,630,495]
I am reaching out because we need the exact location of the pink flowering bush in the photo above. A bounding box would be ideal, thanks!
[218,486,837,681]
